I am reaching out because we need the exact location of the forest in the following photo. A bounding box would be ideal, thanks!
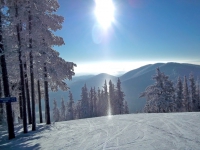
[52,79,129,122]
[140,68,200,113]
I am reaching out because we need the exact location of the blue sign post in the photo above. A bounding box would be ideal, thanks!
[0,97,17,103]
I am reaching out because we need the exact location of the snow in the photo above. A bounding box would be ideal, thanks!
[1,112,200,150]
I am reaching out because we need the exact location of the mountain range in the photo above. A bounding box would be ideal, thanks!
[49,62,200,113]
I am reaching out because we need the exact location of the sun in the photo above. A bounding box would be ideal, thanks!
[94,0,115,29]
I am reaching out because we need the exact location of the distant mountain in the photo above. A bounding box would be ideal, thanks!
[49,62,200,113]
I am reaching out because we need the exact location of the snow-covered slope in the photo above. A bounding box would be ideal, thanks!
[1,112,200,150]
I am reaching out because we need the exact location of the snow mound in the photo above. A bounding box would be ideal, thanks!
[1,112,200,150]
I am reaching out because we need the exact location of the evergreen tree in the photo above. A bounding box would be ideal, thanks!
[93,87,98,117]
[52,99,60,122]
[102,80,109,116]
[89,88,94,117]
[60,98,65,121]
[97,87,101,116]
[182,76,189,112]
[67,91,74,120]
[81,84,89,118]
[175,77,183,112]
[189,73,197,111]
[196,79,200,111]
[124,101,129,114]
[74,100,81,119]
[109,80,115,115]
[116,78,125,114]
[140,68,174,113]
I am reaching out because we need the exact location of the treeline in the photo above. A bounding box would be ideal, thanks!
[140,68,200,113]
[0,0,75,136]
[52,79,129,122]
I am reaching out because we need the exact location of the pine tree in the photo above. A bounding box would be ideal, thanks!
[97,87,101,116]
[189,73,197,111]
[109,80,115,115]
[102,80,109,116]
[89,88,94,117]
[53,99,60,122]
[124,101,129,114]
[93,87,98,117]
[74,100,81,119]
[140,68,174,113]
[116,78,125,114]
[196,79,200,111]
[175,77,183,112]
[81,84,89,118]
[182,76,189,112]
[68,91,74,120]
[60,98,66,121]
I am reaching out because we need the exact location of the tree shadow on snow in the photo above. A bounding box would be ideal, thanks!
[0,123,53,150]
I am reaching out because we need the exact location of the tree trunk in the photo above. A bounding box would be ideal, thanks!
[15,1,27,133]
[30,52,36,130]
[28,9,36,131]
[37,80,43,123]
[24,62,32,124]
[0,12,15,139]
[0,78,3,123]
[44,63,51,124]
[18,93,22,119]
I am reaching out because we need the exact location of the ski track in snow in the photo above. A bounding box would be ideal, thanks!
[0,112,200,150]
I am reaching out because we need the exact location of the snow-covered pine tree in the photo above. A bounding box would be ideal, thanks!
[124,100,129,114]
[67,91,74,120]
[81,84,89,118]
[93,87,98,117]
[6,0,28,133]
[89,87,94,117]
[97,87,101,116]
[74,100,81,119]
[189,73,197,111]
[52,99,60,122]
[196,78,200,111]
[140,68,174,113]
[60,98,66,121]
[102,80,109,116]
[182,76,189,112]
[115,78,125,114]
[175,76,183,112]
[109,80,115,115]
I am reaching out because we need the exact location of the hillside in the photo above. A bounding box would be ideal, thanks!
[49,62,200,113]
[1,112,200,150]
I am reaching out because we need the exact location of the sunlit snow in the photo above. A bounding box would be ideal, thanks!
[0,113,200,150]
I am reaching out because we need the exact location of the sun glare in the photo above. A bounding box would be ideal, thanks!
[95,0,115,29]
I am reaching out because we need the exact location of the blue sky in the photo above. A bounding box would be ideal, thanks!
[55,0,200,75]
